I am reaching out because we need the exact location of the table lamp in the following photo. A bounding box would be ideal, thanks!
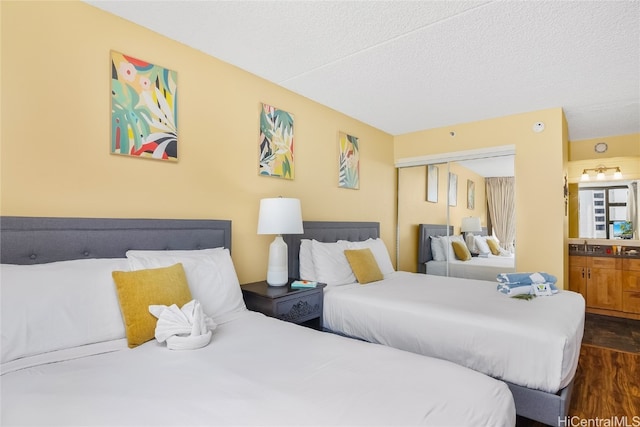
[257,197,304,286]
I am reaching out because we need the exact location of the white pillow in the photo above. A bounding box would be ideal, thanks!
[474,235,491,255]
[1,258,128,365]
[310,240,355,286]
[341,238,395,276]
[299,239,317,281]
[430,236,446,261]
[125,248,246,320]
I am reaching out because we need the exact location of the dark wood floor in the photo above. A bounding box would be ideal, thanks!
[582,313,640,353]
[517,313,640,427]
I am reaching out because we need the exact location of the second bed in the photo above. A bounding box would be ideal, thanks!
[285,221,586,427]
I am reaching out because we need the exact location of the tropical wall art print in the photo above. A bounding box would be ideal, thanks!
[111,51,178,161]
[259,103,294,179]
[338,132,359,189]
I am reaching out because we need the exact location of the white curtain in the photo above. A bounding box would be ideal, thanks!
[628,181,639,239]
[486,177,516,252]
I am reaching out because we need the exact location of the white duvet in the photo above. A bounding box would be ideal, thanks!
[426,254,515,281]
[324,271,585,393]
[2,311,515,427]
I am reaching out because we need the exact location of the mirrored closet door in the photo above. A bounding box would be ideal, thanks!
[397,154,516,281]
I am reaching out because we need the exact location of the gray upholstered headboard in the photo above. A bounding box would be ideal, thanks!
[283,221,380,279]
[0,216,232,265]
[417,224,453,273]
[417,223,489,273]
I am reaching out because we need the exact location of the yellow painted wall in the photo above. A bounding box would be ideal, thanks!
[567,133,640,182]
[395,108,568,287]
[0,1,396,283]
[569,133,640,161]
[397,163,486,272]
[567,132,639,239]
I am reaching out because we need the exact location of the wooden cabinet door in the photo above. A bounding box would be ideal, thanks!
[568,265,587,296]
[622,270,640,292]
[587,266,622,310]
[568,256,587,297]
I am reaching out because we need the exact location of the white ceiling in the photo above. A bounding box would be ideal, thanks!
[86,0,639,141]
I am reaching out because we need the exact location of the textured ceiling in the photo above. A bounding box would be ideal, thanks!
[86,0,639,140]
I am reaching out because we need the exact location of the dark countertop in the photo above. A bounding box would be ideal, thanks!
[569,243,640,258]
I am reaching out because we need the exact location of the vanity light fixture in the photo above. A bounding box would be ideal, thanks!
[580,165,623,182]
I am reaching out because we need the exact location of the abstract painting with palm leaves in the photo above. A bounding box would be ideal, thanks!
[111,51,178,161]
[338,132,359,189]
[259,103,294,179]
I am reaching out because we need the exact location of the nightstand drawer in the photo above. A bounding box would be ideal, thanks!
[275,292,323,323]
[241,280,327,329]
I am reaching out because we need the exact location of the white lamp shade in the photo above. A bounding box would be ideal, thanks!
[257,198,304,235]
[461,217,482,233]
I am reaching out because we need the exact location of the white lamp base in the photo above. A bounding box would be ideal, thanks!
[464,232,475,251]
[266,235,289,286]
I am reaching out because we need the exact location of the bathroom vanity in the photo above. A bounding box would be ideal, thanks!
[569,240,640,320]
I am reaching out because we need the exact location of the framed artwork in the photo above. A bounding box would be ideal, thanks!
[338,132,359,189]
[448,172,458,206]
[259,103,294,179]
[111,51,178,161]
[467,179,475,210]
[426,164,438,202]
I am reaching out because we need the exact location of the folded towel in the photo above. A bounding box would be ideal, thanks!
[496,282,558,296]
[497,282,533,296]
[149,300,217,350]
[496,272,557,285]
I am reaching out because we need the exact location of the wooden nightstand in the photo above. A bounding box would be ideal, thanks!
[241,280,327,329]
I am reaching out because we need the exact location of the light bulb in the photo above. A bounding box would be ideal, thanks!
[596,171,605,180]
[614,169,622,179]
[581,171,590,181]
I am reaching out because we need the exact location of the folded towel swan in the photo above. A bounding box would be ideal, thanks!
[149,300,217,350]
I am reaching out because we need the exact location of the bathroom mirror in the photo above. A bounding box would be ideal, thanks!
[568,155,639,240]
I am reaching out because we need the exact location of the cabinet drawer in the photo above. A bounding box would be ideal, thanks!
[588,257,619,269]
[569,256,586,268]
[623,258,640,272]
[623,270,640,292]
[275,292,322,323]
[623,291,640,314]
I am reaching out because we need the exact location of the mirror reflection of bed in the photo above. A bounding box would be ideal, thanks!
[418,223,515,281]
[398,154,516,281]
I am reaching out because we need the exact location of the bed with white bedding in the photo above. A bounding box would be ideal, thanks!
[426,254,515,281]
[323,272,583,393]
[0,216,516,427]
[284,221,586,427]
[418,223,515,280]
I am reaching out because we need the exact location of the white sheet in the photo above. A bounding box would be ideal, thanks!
[2,311,515,427]
[324,271,585,393]
[426,254,515,281]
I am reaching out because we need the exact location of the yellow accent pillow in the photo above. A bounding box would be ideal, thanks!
[344,248,383,284]
[112,263,192,348]
[486,238,501,255]
[451,241,472,261]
